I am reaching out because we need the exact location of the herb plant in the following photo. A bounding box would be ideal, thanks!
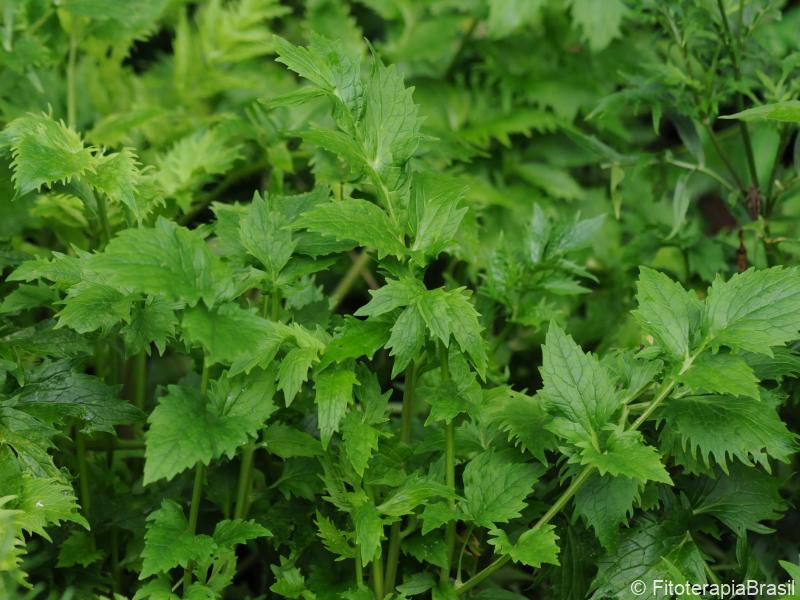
[2,1,800,599]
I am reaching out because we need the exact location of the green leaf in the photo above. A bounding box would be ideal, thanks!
[319,317,390,368]
[182,302,274,365]
[56,531,104,568]
[56,281,132,334]
[362,58,422,174]
[409,172,468,259]
[703,267,800,355]
[461,450,542,528]
[354,278,425,317]
[386,305,426,377]
[0,283,58,315]
[485,387,556,464]
[341,412,379,477]
[295,199,405,258]
[144,381,271,484]
[277,347,319,406]
[590,513,706,600]
[212,518,272,549]
[316,512,355,560]
[488,524,560,568]
[540,322,620,442]
[443,288,487,378]
[721,100,800,123]
[315,367,358,447]
[692,464,785,535]
[2,113,94,195]
[377,474,454,518]
[85,148,144,223]
[13,365,143,434]
[579,429,672,485]
[658,393,797,473]
[567,0,628,51]
[240,192,296,278]
[633,267,702,360]
[87,217,231,307]
[353,501,383,565]
[575,473,640,551]
[122,296,179,355]
[140,499,216,579]
[264,423,323,459]
[15,474,89,540]
[679,352,760,400]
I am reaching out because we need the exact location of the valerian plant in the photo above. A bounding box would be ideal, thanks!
[2,1,800,599]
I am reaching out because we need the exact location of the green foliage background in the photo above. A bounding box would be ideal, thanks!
[2,0,800,598]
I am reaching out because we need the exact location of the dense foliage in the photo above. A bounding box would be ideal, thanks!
[2,0,800,598]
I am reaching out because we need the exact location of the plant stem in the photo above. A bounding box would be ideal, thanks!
[75,430,91,524]
[703,126,746,193]
[455,525,474,584]
[183,356,210,592]
[234,443,256,520]
[182,462,206,592]
[765,126,791,216]
[383,363,417,592]
[455,355,698,595]
[134,350,146,413]
[715,0,759,192]
[439,344,457,584]
[272,287,281,322]
[66,25,78,130]
[331,251,371,311]
[355,553,364,588]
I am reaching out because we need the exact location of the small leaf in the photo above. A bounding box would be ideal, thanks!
[315,367,358,447]
[488,524,560,568]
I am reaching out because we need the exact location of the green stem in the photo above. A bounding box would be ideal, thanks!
[383,363,417,593]
[134,349,146,416]
[440,344,457,584]
[715,0,759,192]
[455,353,699,595]
[183,356,210,592]
[66,25,78,130]
[96,194,112,247]
[234,443,256,520]
[765,126,791,216]
[271,287,281,322]
[355,553,364,588]
[76,431,91,527]
[703,125,746,193]
[183,462,206,592]
[330,251,371,311]
[455,525,474,585]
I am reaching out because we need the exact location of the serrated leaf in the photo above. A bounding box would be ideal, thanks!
[354,278,425,317]
[141,499,216,579]
[15,475,89,540]
[377,474,454,518]
[2,113,94,195]
[353,501,383,565]
[56,281,132,334]
[341,412,379,477]
[295,199,405,258]
[461,450,542,528]
[567,0,627,51]
[488,524,560,568]
[692,464,785,535]
[12,364,143,434]
[575,473,640,551]
[679,352,760,400]
[264,423,323,459]
[212,518,272,549]
[485,387,556,464]
[240,192,296,279]
[409,172,468,259]
[85,148,144,223]
[579,429,672,485]
[386,305,425,377]
[316,512,355,560]
[658,393,797,473]
[144,382,268,484]
[315,367,358,447]
[86,217,231,307]
[540,322,620,441]
[319,317,390,368]
[703,267,800,355]
[633,267,702,360]
[182,302,274,365]
[122,296,179,355]
[277,347,318,406]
